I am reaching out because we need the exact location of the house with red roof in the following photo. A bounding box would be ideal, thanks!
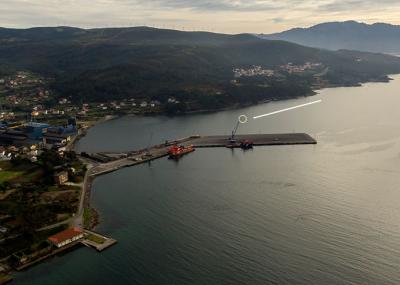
[48,227,84,248]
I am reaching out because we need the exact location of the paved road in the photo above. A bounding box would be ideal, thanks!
[73,162,97,228]
[36,219,73,232]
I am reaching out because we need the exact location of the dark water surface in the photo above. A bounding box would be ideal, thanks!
[14,75,400,284]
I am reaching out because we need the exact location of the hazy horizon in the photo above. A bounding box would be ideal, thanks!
[1,20,400,35]
[1,0,400,34]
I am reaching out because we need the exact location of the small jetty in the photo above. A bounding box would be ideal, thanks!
[81,230,117,252]
[10,227,116,274]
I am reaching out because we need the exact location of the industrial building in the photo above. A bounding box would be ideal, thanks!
[43,132,72,146]
[24,122,49,140]
[0,118,77,149]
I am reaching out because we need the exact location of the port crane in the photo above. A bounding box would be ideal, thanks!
[230,115,248,143]
[229,100,322,143]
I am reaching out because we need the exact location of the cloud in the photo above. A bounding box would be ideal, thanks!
[0,0,399,33]
[318,0,400,11]
[272,17,286,24]
[147,0,285,11]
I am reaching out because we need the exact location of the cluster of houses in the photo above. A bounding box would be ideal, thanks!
[27,96,182,117]
[100,99,163,110]
[233,66,275,78]
[6,89,50,106]
[0,72,42,89]
[30,103,93,117]
[93,97,180,111]
[30,105,72,117]
[232,62,324,79]
[56,98,180,115]
[2,71,182,120]
[0,118,78,161]
[279,62,323,74]
[1,72,51,108]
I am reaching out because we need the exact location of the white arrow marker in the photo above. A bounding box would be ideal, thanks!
[253,100,322,120]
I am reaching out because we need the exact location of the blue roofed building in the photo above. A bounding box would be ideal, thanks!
[24,122,49,140]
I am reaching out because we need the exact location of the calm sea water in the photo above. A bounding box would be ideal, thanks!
[14,75,400,284]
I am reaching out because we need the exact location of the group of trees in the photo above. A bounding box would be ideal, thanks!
[1,150,83,235]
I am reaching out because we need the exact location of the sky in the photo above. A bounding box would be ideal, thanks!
[1,0,400,34]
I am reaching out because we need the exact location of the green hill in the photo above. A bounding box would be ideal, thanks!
[1,26,400,111]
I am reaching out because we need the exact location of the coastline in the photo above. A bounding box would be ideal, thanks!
[74,74,398,232]
[3,73,399,282]
[109,76,393,117]
[69,115,118,150]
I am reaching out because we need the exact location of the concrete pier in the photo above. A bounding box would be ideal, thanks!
[190,133,316,148]
[82,133,316,177]
[81,230,117,252]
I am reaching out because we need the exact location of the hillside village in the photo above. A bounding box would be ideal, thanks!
[0,63,328,122]
[233,62,323,79]
[0,71,175,120]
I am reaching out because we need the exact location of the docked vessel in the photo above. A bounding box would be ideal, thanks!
[168,145,195,159]
[240,140,253,150]
[225,140,253,150]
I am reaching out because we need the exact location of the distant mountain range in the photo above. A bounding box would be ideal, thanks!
[0,26,400,111]
[260,21,400,54]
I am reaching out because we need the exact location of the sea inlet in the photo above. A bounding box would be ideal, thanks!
[14,75,400,284]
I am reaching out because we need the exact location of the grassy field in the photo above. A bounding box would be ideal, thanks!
[0,161,42,185]
[0,150,88,268]
[0,170,24,183]
[86,234,105,244]
[83,207,92,228]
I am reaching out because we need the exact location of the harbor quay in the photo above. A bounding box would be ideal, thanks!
[83,133,317,176]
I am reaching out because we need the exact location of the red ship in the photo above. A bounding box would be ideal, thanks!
[168,145,195,159]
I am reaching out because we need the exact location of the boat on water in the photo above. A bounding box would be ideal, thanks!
[225,140,254,150]
[168,145,195,159]
[240,140,253,150]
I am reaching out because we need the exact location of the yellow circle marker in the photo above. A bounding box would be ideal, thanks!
[238,115,248,124]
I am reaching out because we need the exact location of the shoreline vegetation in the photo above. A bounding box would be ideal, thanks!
[78,73,392,119]
[0,114,118,283]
